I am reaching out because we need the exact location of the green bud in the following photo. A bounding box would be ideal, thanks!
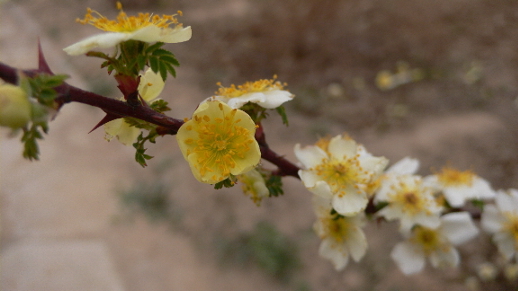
[0,84,31,129]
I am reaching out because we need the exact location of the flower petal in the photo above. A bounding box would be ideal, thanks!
[294,144,328,169]
[319,239,349,271]
[63,32,129,55]
[441,212,479,245]
[391,241,426,275]
[332,188,368,216]
[258,90,294,109]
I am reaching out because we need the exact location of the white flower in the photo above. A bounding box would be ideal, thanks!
[312,196,367,270]
[375,174,443,232]
[391,212,479,275]
[424,166,496,208]
[481,189,518,261]
[64,3,191,56]
[237,168,269,206]
[104,68,164,145]
[209,77,294,109]
[295,134,388,216]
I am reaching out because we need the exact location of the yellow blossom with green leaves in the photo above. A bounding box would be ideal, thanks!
[176,100,261,184]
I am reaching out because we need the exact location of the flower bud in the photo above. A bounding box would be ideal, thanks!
[0,84,31,129]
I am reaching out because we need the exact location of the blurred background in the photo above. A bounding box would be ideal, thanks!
[1,0,518,290]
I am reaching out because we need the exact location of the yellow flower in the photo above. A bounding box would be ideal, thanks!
[0,83,31,129]
[64,2,191,56]
[104,68,164,145]
[177,100,261,184]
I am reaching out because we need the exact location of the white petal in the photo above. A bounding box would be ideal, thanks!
[116,122,141,146]
[258,90,294,108]
[443,188,468,208]
[470,177,496,200]
[63,32,129,55]
[441,212,479,245]
[494,232,516,260]
[332,189,368,216]
[308,181,334,200]
[130,25,192,44]
[406,212,441,232]
[158,26,192,43]
[359,155,389,176]
[391,241,426,275]
[294,144,328,169]
[226,92,266,109]
[319,239,349,271]
[138,69,165,101]
[345,226,368,262]
[387,157,420,175]
[429,247,459,268]
[328,135,357,160]
[298,170,319,188]
[104,118,124,140]
[496,190,518,213]
[481,205,505,233]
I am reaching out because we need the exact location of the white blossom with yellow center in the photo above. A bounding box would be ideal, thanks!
[295,134,388,216]
[312,196,367,270]
[104,68,165,145]
[209,77,294,109]
[64,2,192,56]
[424,166,496,207]
[482,189,518,261]
[375,174,443,232]
[391,212,479,275]
[237,168,269,206]
[176,100,261,184]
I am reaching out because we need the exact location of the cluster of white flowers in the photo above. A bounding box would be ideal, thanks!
[294,134,518,276]
[57,1,518,280]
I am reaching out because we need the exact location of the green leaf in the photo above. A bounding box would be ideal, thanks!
[145,42,164,54]
[275,106,289,126]
[159,62,168,81]
[266,175,284,197]
[149,57,160,75]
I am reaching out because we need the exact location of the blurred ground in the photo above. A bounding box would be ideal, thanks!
[1,0,518,290]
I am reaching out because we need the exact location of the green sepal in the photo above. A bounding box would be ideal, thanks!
[265,174,284,197]
[275,105,289,126]
[149,99,171,113]
[27,73,69,107]
[21,121,48,161]
[214,175,237,189]
[132,130,158,167]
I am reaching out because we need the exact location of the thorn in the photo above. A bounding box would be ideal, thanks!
[89,113,121,133]
[37,39,53,74]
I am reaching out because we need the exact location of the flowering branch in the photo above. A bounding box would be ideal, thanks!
[2,3,518,286]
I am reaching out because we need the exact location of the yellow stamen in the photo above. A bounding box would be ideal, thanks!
[77,2,184,33]
[437,166,475,187]
[215,76,286,98]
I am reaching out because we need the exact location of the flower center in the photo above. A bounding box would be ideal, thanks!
[388,181,433,215]
[323,215,351,243]
[184,104,255,182]
[502,212,518,248]
[411,226,445,254]
[437,166,475,187]
[313,155,367,197]
[77,1,183,33]
[215,75,286,98]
